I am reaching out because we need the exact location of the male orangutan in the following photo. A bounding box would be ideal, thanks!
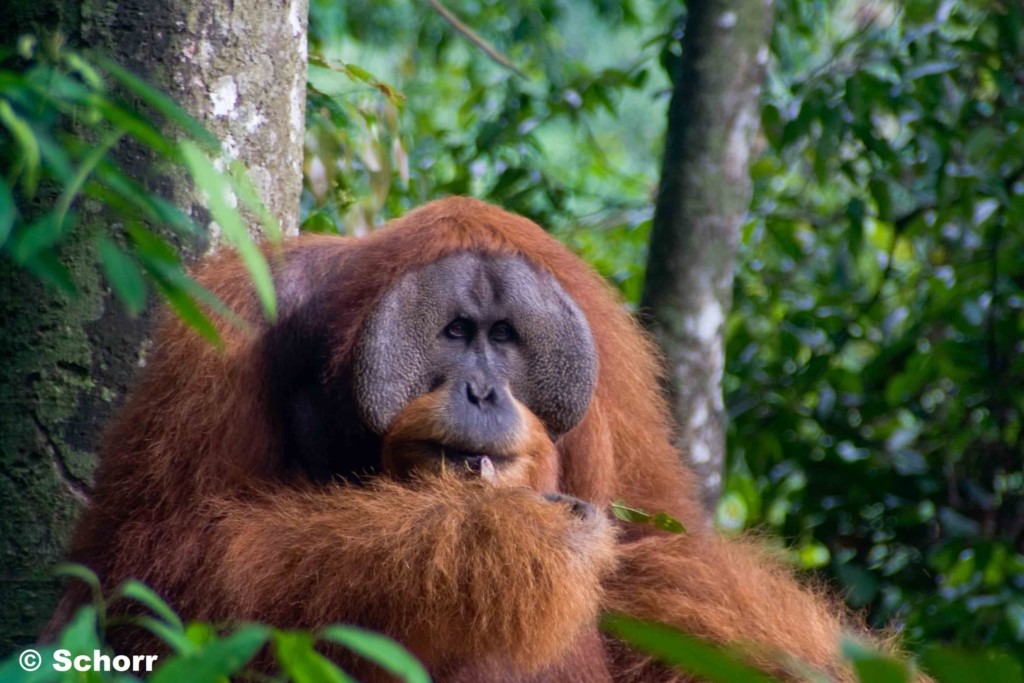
[49,197,893,681]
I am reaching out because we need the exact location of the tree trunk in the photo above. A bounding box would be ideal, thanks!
[0,0,307,651]
[641,0,773,513]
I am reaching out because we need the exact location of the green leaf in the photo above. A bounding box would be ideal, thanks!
[23,251,76,295]
[97,236,147,316]
[919,645,1024,683]
[52,128,124,231]
[601,613,779,683]
[7,214,69,263]
[91,96,176,157]
[146,194,203,236]
[96,55,220,151]
[229,158,282,242]
[833,562,879,608]
[127,223,182,264]
[94,163,202,236]
[63,52,104,89]
[275,631,353,683]
[142,261,221,346]
[653,512,687,534]
[611,499,652,524]
[840,638,911,683]
[53,564,103,607]
[302,212,337,234]
[869,177,894,223]
[715,491,749,533]
[0,99,41,195]
[0,178,15,247]
[309,56,406,107]
[344,63,374,82]
[138,250,248,333]
[116,580,184,631]
[150,624,270,683]
[34,130,75,184]
[611,500,687,534]
[321,625,430,683]
[905,61,958,80]
[0,645,59,683]
[179,140,276,321]
[185,622,219,647]
[797,542,831,569]
[58,605,102,652]
[137,616,197,656]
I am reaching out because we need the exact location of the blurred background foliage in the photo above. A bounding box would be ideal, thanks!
[727,0,1024,658]
[303,0,671,299]
[303,0,1024,661]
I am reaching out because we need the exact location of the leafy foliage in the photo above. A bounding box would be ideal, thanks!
[611,499,688,534]
[304,0,667,289]
[0,36,278,338]
[1,569,1014,683]
[721,0,1024,660]
[606,612,1023,683]
[603,613,780,683]
[0,566,430,683]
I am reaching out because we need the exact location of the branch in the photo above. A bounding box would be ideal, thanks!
[428,0,527,78]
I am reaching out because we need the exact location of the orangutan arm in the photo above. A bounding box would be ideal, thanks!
[208,476,615,675]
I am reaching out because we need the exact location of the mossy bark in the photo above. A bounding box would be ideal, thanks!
[0,0,307,653]
[641,0,773,513]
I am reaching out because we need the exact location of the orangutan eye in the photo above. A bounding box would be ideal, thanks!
[444,318,474,339]
[490,321,516,343]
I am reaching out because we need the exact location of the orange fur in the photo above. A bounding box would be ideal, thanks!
[210,476,615,677]
[605,533,857,681]
[49,197,903,680]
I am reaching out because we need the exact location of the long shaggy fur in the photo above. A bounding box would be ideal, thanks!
[211,476,616,676]
[50,197,892,680]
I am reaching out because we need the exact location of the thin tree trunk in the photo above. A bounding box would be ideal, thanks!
[0,0,307,650]
[641,0,773,513]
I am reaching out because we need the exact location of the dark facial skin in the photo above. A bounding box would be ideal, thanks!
[354,252,598,465]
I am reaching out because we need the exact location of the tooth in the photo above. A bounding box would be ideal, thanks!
[480,456,496,483]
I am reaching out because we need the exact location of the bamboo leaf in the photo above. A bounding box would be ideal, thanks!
[8,214,69,263]
[180,140,276,320]
[321,626,430,683]
[150,625,270,683]
[602,613,779,683]
[116,580,184,631]
[275,631,353,683]
[136,616,197,656]
[53,128,124,230]
[54,563,104,608]
[229,158,282,242]
[96,55,220,151]
[140,258,221,346]
[23,251,76,295]
[97,235,147,316]
[0,99,41,194]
